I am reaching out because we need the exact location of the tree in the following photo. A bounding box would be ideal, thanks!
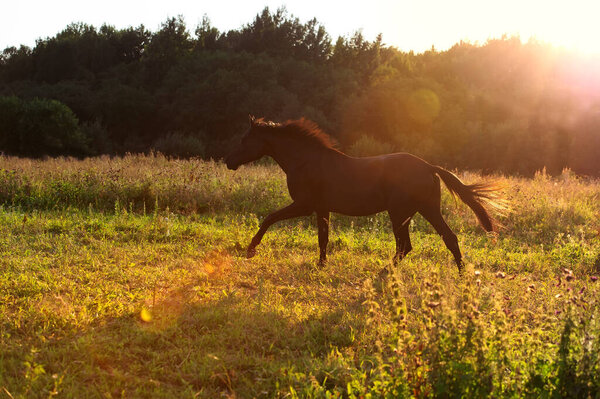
[195,15,221,51]
[142,16,193,84]
[0,96,89,157]
[0,45,33,82]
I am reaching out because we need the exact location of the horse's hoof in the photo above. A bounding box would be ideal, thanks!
[456,260,465,276]
[246,247,257,259]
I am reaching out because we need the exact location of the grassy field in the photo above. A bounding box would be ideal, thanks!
[0,154,599,398]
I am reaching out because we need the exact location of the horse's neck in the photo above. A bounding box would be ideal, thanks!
[267,139,329,175]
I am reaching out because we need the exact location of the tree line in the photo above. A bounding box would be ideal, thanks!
[1,7,599,175]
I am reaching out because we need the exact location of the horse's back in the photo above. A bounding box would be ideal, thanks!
[364,152,439,203]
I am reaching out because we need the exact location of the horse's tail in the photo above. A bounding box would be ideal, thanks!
[432,166,507,232]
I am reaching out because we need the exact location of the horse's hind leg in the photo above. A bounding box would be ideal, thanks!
[389,210,416,264]
[419,207,464,273]
[316,211,330,265]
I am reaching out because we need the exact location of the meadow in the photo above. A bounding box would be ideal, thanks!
[0,154,599,398]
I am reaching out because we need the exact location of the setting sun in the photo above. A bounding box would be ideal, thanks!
[376,0,600,55]
[516,0,600,55]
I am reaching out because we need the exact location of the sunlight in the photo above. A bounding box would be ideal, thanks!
[527,6,600,56]
[3,0,600,56]
[383,0,600,55]
[551,30,599,56]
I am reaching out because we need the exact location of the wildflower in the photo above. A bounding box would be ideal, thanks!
[474,270,481,276]
[555,294,562,299]
[591,276,598,282]
[476,279,482,286]
[495,271,506,279]
[527,284,535,292]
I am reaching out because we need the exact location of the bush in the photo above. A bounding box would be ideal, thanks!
[0,96,89,157]
[0,96,22,153]
[81,119,113,154]
[152,132,206,158]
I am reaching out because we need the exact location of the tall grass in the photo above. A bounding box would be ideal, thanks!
[0,155,599,397]
[1,154,599,240]
[0,153,288,215]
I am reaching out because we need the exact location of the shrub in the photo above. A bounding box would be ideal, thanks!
[0,96,23,154]
[152,132,206,158]
[0,96,89,157]
[80,119,113,155]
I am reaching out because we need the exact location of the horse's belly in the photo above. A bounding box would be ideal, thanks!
[322,189,387,216]
[330,204,386,216]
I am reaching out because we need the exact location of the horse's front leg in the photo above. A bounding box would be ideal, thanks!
[317,211,330,265]
[247,202,312,258]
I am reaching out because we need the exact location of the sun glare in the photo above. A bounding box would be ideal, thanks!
[382,0,600,56]
[507,1,600,56]
[550,32,600,57]
[527,12,600,56]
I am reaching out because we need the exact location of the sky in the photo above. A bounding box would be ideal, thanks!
[2,0,600,54]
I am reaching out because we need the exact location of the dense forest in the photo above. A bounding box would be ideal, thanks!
[1,7,599,175]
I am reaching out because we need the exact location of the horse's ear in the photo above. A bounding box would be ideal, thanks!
[248,114,256,126]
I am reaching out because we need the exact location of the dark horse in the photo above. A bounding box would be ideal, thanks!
[226,116,503,272]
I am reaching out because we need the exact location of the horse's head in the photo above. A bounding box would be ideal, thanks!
[225,115,269,170]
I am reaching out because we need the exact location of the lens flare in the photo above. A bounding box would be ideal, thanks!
[406,88,440,125]
[204,263,215,274]
[140,308,152,322]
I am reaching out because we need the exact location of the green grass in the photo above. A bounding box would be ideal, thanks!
[0,155,599,398]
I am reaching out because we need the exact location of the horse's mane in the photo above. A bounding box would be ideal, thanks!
[254,117,338,150]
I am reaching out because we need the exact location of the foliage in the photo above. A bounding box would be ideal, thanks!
[152,132,206,158]
[0,96,89,156]
[1,8,599,174]
[347,135,396,157]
